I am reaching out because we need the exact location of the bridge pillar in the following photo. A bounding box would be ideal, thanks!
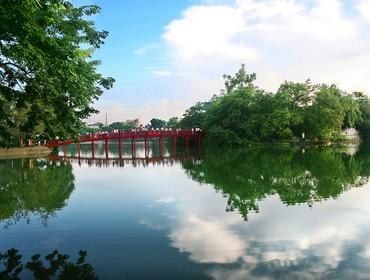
[63,144,67,157]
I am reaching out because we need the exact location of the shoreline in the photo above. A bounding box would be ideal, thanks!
[0,146,51,159]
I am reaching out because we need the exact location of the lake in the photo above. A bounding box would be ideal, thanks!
[1,141,370,279]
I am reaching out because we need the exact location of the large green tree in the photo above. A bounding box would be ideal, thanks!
[0,0,114,147]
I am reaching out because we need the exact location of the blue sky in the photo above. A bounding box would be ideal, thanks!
[91,1,193,84]
[79,0,370,124]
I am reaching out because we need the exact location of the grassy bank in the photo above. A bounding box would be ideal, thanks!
[0,146,51,159]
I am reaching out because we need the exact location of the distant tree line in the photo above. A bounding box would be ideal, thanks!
[80,117,181,134]
[176,65,370,146]
[146,117,180,129]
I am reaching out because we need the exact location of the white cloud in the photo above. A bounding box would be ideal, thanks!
[163,5,261,64]
[161,0,370,93]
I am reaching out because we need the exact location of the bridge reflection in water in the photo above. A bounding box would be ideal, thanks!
[48,154,203,168]
[51,138,203,168]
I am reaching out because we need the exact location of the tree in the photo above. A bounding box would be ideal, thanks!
[167,117,179,128]
[148,118,166,129]
[276,80,314,108]
[222,64,256,94]
[182,65,365,146]
[179,101,212,129]
[202,65,267,145]
[356,99,370,139]
[108,120,138,131]
[341,94,361,129]
[0,0,114,147]
[304,85,348,140]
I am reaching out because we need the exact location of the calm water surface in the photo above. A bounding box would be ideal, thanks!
[1,141,370,279]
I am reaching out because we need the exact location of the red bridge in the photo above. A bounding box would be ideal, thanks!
[47,129,204,159]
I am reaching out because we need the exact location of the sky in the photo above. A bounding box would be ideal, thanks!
[81,0,370,125]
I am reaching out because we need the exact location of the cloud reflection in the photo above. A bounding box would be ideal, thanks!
[169,215,246,263]
[168,191,370,279]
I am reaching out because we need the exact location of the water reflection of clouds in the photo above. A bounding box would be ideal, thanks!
[163,181,370,278]
[207,236,370,279]
[169,215,246,263]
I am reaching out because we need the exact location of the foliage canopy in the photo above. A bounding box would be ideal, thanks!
[0,0,114,147]
[180,65,366,146]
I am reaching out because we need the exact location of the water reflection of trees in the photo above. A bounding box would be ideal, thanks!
[0,159,75,227]
[182,146,370,220]
[0,249,97,280]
